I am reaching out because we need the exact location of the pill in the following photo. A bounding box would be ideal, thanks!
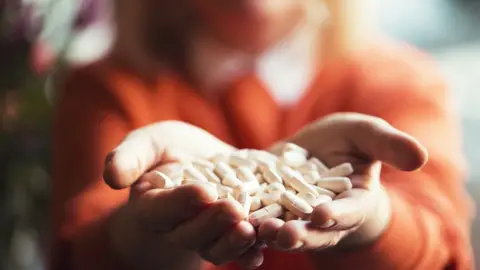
[282,143,309,157]
[249,203,284,226]
[281,151,307,168]
[192,159,215,170]
[250,196,262,211]
[259,190,282,206]
[266,182,286,193]
[229,156,257,171]
[234,187,252,216]
[312,186,336,198]
[236,167,257,182]
[279,191,313,219]
[302,170,321,184]
[280,166,319,197]
[184,166,209,182]
[157,163,184,179]
[242,180,261,195]
[316,177,352,193]
[308,157,329,173]
[150,171,174,189]
[198,167,222,184]
[218,185,234,198]
[296,192,318,206]
[322,163,354,177]
[311,195,332,207]
[284,211,298,221]
[223,174,243,188]
[172,177,184,187]
[263,168,283,184]
[214,161,236,178]
[298,162,317,172]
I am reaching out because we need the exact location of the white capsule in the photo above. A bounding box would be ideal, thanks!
[217,185,234,198]
[250,196,263,211]
[242,180,261,195]
[266,182,286,194]
[279,166,319,197]
[282,143,309,157]
[259,190,282,206]
[311,195,332,207]
[214,161,236,178]
[184,166,209,182]
[157,163,184,179]
[249,203,284,226]
[263,168,283,184]
[322,163,354,177]
[229,155,257,171]
[302,170,322,184]
[279,191,313,219]
[308,157,329,173]
[312,186,336,198]
[150,171,174,189]
[236,167,257,182]
[281,151,307,168]
[223,174,243,188]
[316,177,352,193]
[198,167,222,184]
[234,187,252,216]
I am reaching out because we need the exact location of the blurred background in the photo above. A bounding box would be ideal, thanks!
[0,0,479,269]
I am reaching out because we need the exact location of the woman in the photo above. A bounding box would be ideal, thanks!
[51,0,474,269]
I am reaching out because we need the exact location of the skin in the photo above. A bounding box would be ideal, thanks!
[104,115,427,269]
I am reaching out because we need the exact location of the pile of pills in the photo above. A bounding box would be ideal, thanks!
[151,143,354,226]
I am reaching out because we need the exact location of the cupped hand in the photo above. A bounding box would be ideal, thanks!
[257,113,428,252]
[104,121,263,269]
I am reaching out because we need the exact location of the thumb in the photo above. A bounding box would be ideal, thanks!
[103,121,235,189]
[345,114,428,171]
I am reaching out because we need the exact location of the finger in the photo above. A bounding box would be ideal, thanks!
[310,189,372,230]
[202,221,256,265]
[237,245,265,270]
[104,121,235,189]
[166,199,247,250]
[275,220,347,251]
[342,114,428,171]
[257,218,285,246]
[135,183,218,231]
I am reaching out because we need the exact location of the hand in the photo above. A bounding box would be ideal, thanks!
[257,113,428,253]
[104,121,264,270]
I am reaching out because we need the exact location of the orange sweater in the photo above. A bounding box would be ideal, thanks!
[51,42,474,270]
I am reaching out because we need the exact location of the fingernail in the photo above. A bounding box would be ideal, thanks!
[319,219,336,228]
